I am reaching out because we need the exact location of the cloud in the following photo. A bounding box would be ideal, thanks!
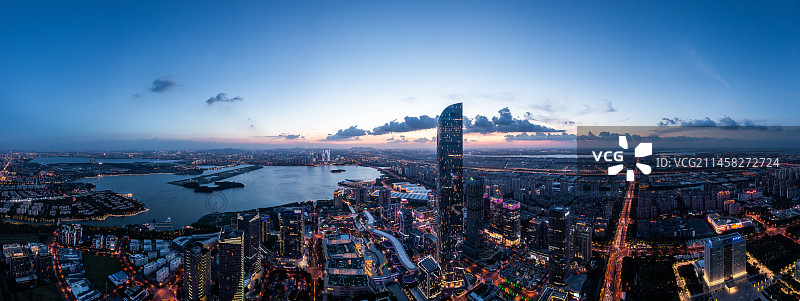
[658,116,755,127]
[371,115,438,135]
[465,107,561,133]
[150,78,180,93]
[206,93,243,105]
[604,99,617,112]
[505,132,576,141]
[387,137,431,144]
[252,134,303,140]
[325,126,368,141]
[683,43,731,90]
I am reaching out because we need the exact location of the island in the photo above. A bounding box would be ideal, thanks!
[178,181,245,193]
[168,165,262,192]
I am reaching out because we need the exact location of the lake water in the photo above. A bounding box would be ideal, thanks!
[73,165,381,227]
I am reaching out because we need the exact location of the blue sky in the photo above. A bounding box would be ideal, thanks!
[1,1,798,150]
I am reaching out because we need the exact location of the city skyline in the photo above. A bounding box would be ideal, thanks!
[2,1,799,150]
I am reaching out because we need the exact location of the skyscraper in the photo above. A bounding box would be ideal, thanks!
[502,200,521,247]
[463,177,485,259]
[218,227,245,301]
[489,196,504,238]
[183,242,212,301]
[236,212,261,285]
[547,206,572,286]
[260,215,271,247]
[573,216,593,264]
[435,103,464,276]
[279,208,305,262]
[703,233,746,289]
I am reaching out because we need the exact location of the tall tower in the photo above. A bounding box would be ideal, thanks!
[463,177,485,259]
[547,206,572,286]
[218,227,245,301]
[435,103,464,277]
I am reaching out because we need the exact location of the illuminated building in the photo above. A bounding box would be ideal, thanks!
[703,233,746,291]
[183,242,212,301]
[236,212,261,286]
[333,188,344,209]
[435,102,464,278]
[322,234,376,297]
[259,215,270,247]
[501,200,521,247]
[60,224,82,246]
[417,255,442,299]
[279,208,305,264]
[547,206,572,286]
[489,196,504,242]
[413,206,435,229]
[573,217,592,264]
[706,213,754,234]
[218,227,245,301]
[795,260,800,281]
[463,177,485,259]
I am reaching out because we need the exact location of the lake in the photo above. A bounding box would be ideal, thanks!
[73,165,382,227]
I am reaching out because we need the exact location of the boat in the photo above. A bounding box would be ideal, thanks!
[330,169,346,173]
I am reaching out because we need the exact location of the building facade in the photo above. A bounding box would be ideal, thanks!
[218,227,245,301]
[435,102,464,277]
[703,233,746,290]
[463,177,485,259]
[547,206,572,286]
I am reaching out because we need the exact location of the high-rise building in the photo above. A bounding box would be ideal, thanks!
[573,216,593,264]
[218,227,245,301]
[417,255,442,300]
[502,200,521,247]
[260,215,271,247]
[183,242,212,301]
[435,103,464,276]
[236,212,261,285]
[489,197,504,235]
[547,206,572,286]
[463,177,485,259]
[279,208,305,262]
[399,208,414,236]
[703,233,746,289]
[333,188,344,209]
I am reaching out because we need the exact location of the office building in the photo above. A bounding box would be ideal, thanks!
[463,177,486,259]
[260,215,271,247]
[218,227,245,301]
[490,197,504,235]
[279,208,305,264]
[418,255,442,300]
[435,103,464,283]
[547,206,572,286]
[183,242,212,301]
[573,217,593,264]
[703,233,746,290]
[236,212,261,284]
[502,200,521,247]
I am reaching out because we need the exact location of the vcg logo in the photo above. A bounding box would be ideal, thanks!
[591,136,652,181]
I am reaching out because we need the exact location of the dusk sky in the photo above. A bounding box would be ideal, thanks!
[1,1,798,150]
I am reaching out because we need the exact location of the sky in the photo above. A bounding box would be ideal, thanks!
[1,1,798,150]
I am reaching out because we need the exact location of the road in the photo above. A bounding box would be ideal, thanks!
[600,179,636,301]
